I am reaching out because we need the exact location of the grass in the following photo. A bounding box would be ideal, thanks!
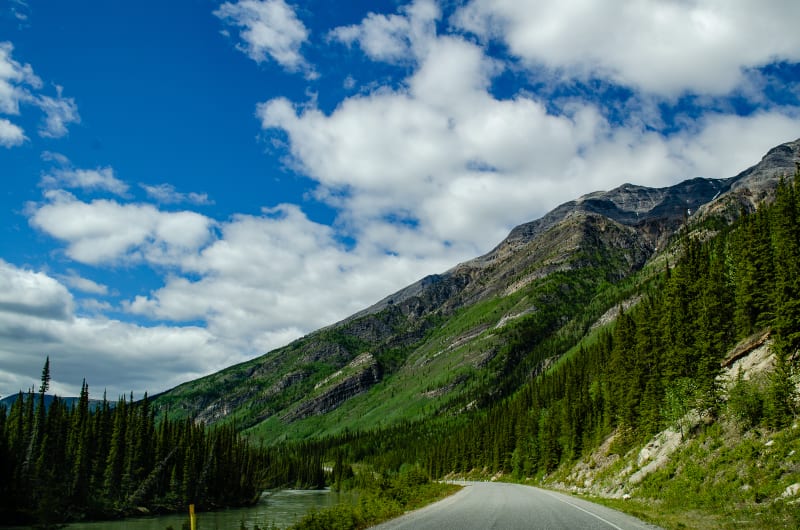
[584,497,726,529]
[553,417,800,530]
[286,468,461,530]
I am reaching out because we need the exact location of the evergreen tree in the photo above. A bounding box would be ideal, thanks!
[68,380,92,508]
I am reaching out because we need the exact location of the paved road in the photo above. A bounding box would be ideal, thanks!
[370,481,660,530]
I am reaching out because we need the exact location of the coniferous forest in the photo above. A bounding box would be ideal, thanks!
[0,363,327,527]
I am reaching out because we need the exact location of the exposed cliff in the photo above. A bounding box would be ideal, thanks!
[283,353,381,421]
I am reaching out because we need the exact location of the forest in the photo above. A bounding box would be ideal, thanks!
[0,363,328,527]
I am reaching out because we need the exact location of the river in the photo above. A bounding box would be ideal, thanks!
[59,489,354,530]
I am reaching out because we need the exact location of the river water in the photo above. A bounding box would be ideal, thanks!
[60,489,353,530]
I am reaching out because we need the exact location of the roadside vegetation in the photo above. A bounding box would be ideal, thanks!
[288,465,460,530]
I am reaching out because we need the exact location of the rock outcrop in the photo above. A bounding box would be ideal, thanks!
[283,353,381,421]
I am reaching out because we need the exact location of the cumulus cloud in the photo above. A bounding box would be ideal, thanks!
[28,191,215,266]
[125,203,462,350]
[141,183,213,205]
[667,111,800,180]
[328,0,440,63]
[0,261,242,398]
[451,0,800,97]
[0,259,74,321]
[261,2,800,263]
[41,166,129,196]
[0,117,25,146]
[214,0,313,75]
[0,305,231,398]
[257,37,604,251]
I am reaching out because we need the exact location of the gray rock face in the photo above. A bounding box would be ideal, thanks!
[354,138,800,321]
[501,177,730,247]
[696,139,800,220]
[283,358,381,421]
[731,139,800,191]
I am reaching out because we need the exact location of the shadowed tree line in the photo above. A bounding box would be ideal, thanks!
[0,361,327,527]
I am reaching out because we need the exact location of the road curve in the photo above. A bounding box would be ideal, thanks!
[370,481,660,530]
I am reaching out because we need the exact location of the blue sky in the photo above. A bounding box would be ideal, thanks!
[1,0,799,399]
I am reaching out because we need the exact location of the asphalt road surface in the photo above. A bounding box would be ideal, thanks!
[370,481,661,530]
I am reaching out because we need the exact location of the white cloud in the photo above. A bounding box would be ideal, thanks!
[328,0,440,63]
[214,0,313,75]
[452,0,800,97]
[0,310,231,399]
[59,270,109,296]
[667,111,800,180]
[0,259,74,321]
[0,41,41,115]
[0,260,242,398]
[41,151,70,165]
[126,203,459,345]
[259,34,593,250]
[0,42,79,139]
[141,183,213,205]
[41,166,129,196]
[36,86,80,138]
[0,117,25,147]
[28,192,215,266]
[261,3,800,263]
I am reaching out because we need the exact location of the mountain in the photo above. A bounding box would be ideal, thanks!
[153,138,800,444]
[0,392,109,411]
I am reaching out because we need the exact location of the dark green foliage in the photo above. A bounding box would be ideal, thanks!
[0,363,273,527]
[726,372,768,428]
[288,466,459,530]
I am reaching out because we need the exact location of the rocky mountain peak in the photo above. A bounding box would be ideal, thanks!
[498,176,730,253]
[695,137,800,220]
[354,139,800,322]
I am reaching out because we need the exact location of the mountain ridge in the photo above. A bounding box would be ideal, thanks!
[153,138,800,443]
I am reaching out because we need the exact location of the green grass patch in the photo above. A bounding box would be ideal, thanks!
[288,467,461,530]
[567,419,800,530]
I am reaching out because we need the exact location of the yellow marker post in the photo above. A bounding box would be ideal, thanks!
[189,503,196,530]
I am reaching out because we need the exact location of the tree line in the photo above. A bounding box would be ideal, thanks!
[0,359,328,527]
